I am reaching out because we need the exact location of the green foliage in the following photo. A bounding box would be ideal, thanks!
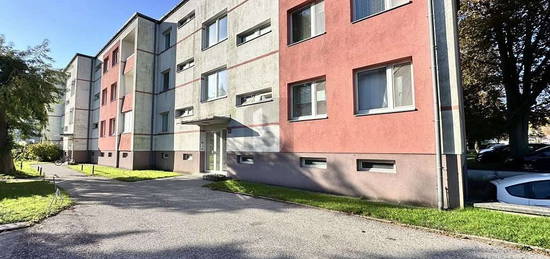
[0,181,72,224]
[0,35,66,172]
[459,0,550,155]
[69,164,181,182]
[25,142,62,162]
[206,180,550,249]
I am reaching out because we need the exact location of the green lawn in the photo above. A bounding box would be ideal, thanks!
[0,181,72,224]
[69,164,181,182]
[0,160,42,179]
[206,180,550,249]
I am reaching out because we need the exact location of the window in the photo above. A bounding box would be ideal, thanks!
[506,183,531,199]
[237,21,271,45]
[353,0,409,21]
[122,111,132,133]
[101,89,108,105]
[112,48,119,66]
[161,153,169,159]
[94,93,100,101]
[183,154,193,160]
[238,155,254,164]
[291,80,326,120]
[108,152,112,157]
[162,70,170,91]
[108,118,116,136]
[357,160,396,173]
[203,15,228,49]
[300,157,327,169]
[95,63,102,72]
[100,120,106,137]
[103,58,109,73]
[290,0,325,44]
[237,89,273,106]
[110,83,117,102]
[163,29,171,51]
[201,68,228,101]
[93,123,98,129]
[177,58,194,72]
[355,62,413,115]
[175,107,193,118]
[122,152,128,158]
[178,11,195,28]
[100,152,105,157]
[531,181,550,199]
[160,112,169,132]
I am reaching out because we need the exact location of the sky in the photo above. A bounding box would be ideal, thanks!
[0,0,182,69]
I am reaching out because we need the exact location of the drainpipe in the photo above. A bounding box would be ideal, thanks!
[149,22,158,169]
[428,0,445,210]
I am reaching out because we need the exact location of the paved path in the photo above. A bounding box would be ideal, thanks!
[0,164,546,258]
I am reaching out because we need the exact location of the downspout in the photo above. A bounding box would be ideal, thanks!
[428,0,445,210]
[149,22,158,169]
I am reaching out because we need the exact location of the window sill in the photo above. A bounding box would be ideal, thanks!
[288,32,326,47]
[236,99,273,108]
[289,115,328,123]
[355,107,416,117]
[351,1,412,24]
[202,38,228,51]
[201,95,228,103]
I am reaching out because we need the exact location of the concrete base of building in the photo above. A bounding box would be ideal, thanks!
[226,152,440,207]
[154,151,202,173]
[70,150,89,164]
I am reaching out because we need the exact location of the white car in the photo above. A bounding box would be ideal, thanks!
[491,174,550,207]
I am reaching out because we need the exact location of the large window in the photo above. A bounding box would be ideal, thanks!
[290,80,326,120]
[290,0,325,44]
[110,83,117,102]
[202,69,227,101]
[108,118,116,136]
[160,112,169,133]
[112,48,119,66]
[353,0,409,21]
[355,62,413,115]
[101,89,108,106]
[204,15,228,49]
[103,58,109,73]
[100,120,106,137]
[122,111,132,133]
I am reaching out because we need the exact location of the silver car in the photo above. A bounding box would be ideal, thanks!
[491,174,550,207]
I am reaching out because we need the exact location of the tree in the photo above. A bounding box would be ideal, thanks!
[459,0,550,158]
[0,35,65,173]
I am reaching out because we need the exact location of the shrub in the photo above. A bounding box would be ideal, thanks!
[25,142,63,162]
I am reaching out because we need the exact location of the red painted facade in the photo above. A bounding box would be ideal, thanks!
[99,42,121,151]
[279,0,436,154]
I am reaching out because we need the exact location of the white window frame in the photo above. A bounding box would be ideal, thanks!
[289,0,325,44]
[290,80,327,121]
[300,157,327,169]
[177,58,195,72]
[201,68,228,102]
[178,11,195,28]
[237,21,271,45]
[203,14,228,49]
[357,159,396,174]
[175,107,194,118]
[354,61,415,115]
[237,89,273,107]
[352,0,410,22]
[122,111,133,133]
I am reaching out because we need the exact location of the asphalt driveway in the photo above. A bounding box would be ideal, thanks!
[0,164,545,258]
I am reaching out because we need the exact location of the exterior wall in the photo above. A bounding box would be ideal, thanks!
[42,83,65,146]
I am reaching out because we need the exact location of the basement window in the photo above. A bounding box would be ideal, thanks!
[357,159,396,173]
[122,152,128,158]
[300,157,327,169]
[238,155,254,164]
[183,154,193,160]
[108,152,112,157]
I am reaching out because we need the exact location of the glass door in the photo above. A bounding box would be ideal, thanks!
[205,130,227,172]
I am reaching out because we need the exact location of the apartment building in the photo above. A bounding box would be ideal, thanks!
[50,0,465,208]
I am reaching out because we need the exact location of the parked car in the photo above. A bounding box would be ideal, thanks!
[523,146,550,172]
[491,174,550,207]
[476,143,549,163]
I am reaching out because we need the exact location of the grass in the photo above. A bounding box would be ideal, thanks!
[69,164,181,182]
[206,180,550,249]
[0,181,72,224]
[0,160,43,180]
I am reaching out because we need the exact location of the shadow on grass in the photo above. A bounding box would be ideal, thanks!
[0,181,57,200]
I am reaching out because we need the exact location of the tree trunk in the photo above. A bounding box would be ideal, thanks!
[508,112,530,159]
[0,110,15,173]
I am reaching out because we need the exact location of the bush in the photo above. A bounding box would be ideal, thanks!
[24,142,63,162]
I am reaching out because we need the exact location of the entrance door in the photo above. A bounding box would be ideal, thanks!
[205,130,227,172]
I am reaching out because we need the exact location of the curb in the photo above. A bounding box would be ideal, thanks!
[0,222,33,233]
[211,188,550,257]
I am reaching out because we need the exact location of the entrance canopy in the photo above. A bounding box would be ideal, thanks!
[180,116,230,126]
